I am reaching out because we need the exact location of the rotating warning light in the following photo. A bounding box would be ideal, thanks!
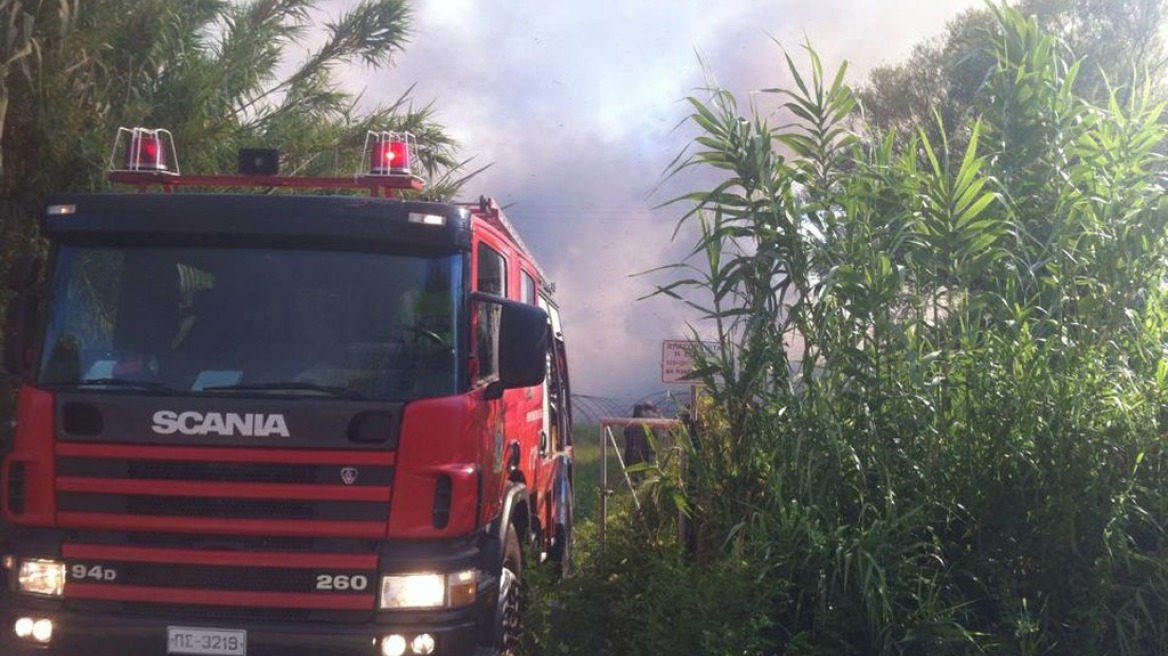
[131,132,162,169]
[364,131,414,177]
[111,127,178,174]
[126,129,167,171]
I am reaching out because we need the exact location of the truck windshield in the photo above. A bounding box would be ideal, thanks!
[36,245,462,400]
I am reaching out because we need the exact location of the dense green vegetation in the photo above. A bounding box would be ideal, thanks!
[567,427,607,525]
[529,5,1168,654]
[858,0,1165,153]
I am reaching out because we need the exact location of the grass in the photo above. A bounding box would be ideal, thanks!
[571,424,636,525]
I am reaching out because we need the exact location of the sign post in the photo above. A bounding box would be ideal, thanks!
[659,339,714,558]
[661,337,714,418]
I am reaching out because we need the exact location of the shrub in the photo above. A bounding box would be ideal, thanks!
[645,4,1168,654]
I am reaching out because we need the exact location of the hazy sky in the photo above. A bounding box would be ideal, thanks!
[326,0,981,402]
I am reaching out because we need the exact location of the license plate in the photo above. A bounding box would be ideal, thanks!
[167,626,247,656]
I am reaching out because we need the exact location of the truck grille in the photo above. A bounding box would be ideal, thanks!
[126,459,319,484]
[54,442,392,617]
[58,492,387,522]
[119,561,336,592]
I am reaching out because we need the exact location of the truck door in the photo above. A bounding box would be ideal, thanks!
[540,298,572,564]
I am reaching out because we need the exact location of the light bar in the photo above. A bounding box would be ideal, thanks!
[104,124,426,196]
[364,131,415,177]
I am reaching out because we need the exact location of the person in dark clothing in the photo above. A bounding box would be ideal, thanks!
[623,402,659,469]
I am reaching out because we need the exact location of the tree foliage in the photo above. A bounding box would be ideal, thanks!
[0,0,467,264]
[858,0,1167,151]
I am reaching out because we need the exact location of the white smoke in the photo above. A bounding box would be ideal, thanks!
[323,0,982,399]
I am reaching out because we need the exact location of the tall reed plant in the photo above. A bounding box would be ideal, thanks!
[647,3,1168,653]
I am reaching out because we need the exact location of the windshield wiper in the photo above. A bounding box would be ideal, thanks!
[47,378,178,394]
[201,381,369,399]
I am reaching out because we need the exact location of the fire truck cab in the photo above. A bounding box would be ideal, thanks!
[0,129,574,656]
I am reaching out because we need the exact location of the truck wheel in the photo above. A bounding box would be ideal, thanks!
[476,523,523,656]
[498,523,523,654]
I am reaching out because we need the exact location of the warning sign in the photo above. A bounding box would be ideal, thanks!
[661,339,715,383]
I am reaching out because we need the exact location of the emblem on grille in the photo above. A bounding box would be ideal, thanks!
[340,467,359,485]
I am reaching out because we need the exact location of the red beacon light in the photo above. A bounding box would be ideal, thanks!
[110,127,178,173]
[364,131,414,177]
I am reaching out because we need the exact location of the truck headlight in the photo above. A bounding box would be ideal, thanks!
[17,559,65,597]
[379,570,477,609]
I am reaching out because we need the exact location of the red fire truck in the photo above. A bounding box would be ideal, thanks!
[0,128,574,656]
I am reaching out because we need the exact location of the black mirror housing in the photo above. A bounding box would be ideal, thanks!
[498,300,547,388]
[473,293,547,399]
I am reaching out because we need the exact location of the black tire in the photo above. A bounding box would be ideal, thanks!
[499,523,523,655]
[473,523,523,656]
[474,522,525,656]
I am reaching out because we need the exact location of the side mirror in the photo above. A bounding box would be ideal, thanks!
[3,254,42,379]
[473,293,547,400]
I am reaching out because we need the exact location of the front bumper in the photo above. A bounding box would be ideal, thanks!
[0,598,486,656]
[0,528,505,656]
